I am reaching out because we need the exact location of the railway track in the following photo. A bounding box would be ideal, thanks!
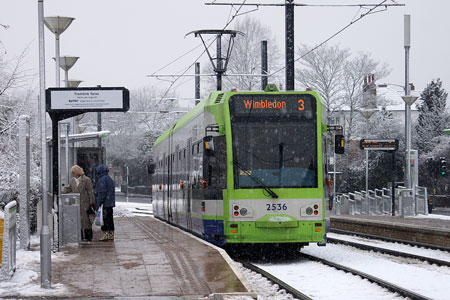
[327,236,450,268]
[236,259,313,300]
[330,228,450,252]
[299,252,433,300]
[238,253,433,300]
[236,235,450,300]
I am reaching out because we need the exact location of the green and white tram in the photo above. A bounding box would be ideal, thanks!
[152,84,338,248]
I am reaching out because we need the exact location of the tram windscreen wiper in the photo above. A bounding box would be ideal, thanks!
[233,160,279,199]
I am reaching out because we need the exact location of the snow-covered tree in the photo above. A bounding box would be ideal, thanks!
[203,16,282,92]
[0,48,38,193]
[101,86,179,186]
[341,53,390,142]
[296,44,350,123]
[414,78,449,153]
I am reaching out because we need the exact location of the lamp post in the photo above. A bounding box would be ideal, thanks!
[38,0,51,289]
[66,79,82,88]
[55,56,79,87]
[56,56,79,141]
[44,16,75,87]
[402,94,418,189]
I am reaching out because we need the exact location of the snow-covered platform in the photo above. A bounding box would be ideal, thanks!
[330,214,450,248]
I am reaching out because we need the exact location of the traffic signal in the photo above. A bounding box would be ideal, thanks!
[440,157,446,176]
[335,134,345,154]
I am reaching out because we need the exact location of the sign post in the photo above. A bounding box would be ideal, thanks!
[360,139,399,215]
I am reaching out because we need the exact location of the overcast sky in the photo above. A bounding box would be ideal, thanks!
[1,0,449,100]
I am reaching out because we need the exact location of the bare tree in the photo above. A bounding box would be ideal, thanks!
[203,16,282,92]
[101,86,180,185]
[0,47,34,97]
[342,52,390,142]
[296,44,350,122]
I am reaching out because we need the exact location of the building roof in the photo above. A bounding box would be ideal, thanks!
[376,86,422,111]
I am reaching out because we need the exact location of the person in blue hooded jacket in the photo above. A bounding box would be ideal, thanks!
[95,165,116,241]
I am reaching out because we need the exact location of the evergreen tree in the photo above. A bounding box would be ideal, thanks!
[414,78,448,153]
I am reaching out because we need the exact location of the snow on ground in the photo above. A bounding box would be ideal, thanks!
[0,235,69,297]
[0,203,151,298]
[114,201,153,217]
[2,203,449,299]
[328,232,450,262]
[414,212,450,220]
[255,258,404,300]
[256,241,450,300]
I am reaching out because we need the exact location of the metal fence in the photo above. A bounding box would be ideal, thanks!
[334,185,428,217]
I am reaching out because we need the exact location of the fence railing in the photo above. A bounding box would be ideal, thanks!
[334,185,428,217]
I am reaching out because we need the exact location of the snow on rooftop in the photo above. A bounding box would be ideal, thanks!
[376,86,422,111]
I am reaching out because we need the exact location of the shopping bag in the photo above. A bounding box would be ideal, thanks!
[94,205,104,226]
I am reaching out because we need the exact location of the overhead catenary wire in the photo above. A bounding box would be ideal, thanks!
[205,1,403,79]
[269,0,394,77]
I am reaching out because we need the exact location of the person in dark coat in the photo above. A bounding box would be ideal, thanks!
[95,165,116,241]
[62,165,96,241]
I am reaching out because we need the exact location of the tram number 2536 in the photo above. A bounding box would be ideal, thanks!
[266,203,288,211]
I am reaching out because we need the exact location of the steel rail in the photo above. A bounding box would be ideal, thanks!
[235,259,314,300]
[330,228,450,252]
[301,253,433,300]
[327,237,450,268]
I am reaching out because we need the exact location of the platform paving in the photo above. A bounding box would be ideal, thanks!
[22,216,254,299]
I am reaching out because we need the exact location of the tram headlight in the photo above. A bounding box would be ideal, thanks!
[306,207,313,215]
[240,207,248,216]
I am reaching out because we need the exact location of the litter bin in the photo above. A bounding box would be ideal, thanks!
[60,193,81,244]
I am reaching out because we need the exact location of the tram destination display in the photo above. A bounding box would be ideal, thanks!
[230,94,316,119]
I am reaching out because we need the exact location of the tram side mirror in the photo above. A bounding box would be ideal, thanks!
[147,163,156,175]
[204,136,215,156]
[335,134,345,154]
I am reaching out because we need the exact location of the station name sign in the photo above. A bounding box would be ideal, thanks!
[360,139,399,151]
[46,87,129,113]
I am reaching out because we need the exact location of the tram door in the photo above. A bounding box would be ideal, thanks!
[186,138,193,231]
[167,132,174,224]
[162,153,167,220]
[174,145,180,225]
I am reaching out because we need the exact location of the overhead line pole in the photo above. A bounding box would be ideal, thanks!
[195,62,201,105]
[285,0,295,90]
[261,40,268,90]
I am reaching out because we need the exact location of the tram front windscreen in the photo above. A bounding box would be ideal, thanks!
[229,94,318,189]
